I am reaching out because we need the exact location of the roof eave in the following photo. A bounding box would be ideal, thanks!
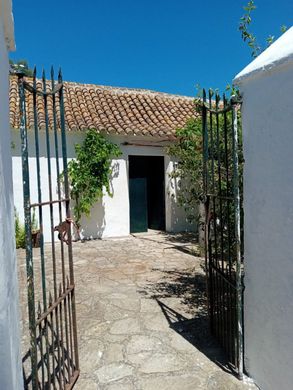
[234,26,293,86]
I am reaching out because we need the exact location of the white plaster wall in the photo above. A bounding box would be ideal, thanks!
[12,131,193,241]
[165,158,196,233]
[234,27,293,390]
[0,5,23,389]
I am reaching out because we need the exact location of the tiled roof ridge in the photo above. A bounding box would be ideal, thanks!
[10,75,194,101]
[64,81,195,100]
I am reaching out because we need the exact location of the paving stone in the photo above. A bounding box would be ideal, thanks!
[168,331,200,354]
[95,363,134,384]
[127,351,154,366]
[74,377,99,390]
[206,371,258,390]
[138,352,187,373]
[103,304,133,321]
[140,298,162,313]
[103,343,124,363]
[126,334,162,354]
[104,378,136,390]
[79,338,104,372]
[138,373,205,390]
[110,298,141,312]
[103,333,130,343]
[142,313,170,332]
[110,317,141,335]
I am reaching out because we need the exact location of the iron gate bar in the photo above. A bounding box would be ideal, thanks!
[19,74,38,390]
[231,98,243,379]
[18,68,79,389]
[59,68,80,372]
[201,89,244,379]
[51,66,66,388]
[30,198,71,208]
[32,68,47,312]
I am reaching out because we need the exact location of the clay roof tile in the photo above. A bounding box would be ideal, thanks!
[9,76,197,138]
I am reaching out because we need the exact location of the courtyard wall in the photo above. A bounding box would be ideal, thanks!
[234,26,293,390]
[0,0,23,388]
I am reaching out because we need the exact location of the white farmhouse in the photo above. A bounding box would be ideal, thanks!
[10,77,197,241]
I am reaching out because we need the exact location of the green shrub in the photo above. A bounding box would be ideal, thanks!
[67,129,122,225]
[15,209,26,249]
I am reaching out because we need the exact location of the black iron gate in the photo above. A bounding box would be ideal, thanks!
[201,90,244,378]
[18,68,79,389]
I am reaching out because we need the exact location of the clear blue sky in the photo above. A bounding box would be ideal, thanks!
[10,0,293,96]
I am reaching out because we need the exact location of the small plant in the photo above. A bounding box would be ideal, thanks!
[15,208,26,249]
[66,129,122,225]
[9,59,34,77]
[14,207,40,249]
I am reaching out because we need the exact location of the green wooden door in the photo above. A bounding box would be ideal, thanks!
[129,178,148,233]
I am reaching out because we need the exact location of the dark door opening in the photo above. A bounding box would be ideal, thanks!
[129,156,165,233]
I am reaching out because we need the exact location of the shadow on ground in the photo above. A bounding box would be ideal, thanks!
[132,231,201,256]
[139,267,235,376]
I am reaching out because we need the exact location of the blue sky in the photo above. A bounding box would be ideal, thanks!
[10,0,293,96]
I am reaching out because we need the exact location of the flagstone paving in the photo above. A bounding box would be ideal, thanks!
[71,232,257,390]
[18,232,258,389]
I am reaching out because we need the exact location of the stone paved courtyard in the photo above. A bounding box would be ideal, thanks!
[18,232,257,389]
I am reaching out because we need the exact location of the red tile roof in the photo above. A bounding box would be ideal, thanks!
[9,76,197,138]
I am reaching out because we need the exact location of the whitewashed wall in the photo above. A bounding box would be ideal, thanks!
[234,27,293,390]
[0,1,23,389]
[12,130,194,241]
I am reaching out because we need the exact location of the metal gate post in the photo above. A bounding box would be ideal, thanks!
[18,74,39,388]
[231,97,244,379]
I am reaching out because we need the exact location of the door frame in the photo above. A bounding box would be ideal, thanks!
[127,153,166,233]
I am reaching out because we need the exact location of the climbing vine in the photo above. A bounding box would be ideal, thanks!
[67,129,121,225]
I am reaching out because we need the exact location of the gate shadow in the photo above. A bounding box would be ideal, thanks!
[22,319,76,389]
[139,269,234,374]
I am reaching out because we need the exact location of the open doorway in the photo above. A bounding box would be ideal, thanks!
[129,155,165,233]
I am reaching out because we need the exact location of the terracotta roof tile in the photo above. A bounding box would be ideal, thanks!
[9,76,198,138]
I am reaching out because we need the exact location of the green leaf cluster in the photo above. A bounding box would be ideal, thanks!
[67,129,122,224]
[9,59,34,77]
[15,208,25,249]
[14,207,39,249]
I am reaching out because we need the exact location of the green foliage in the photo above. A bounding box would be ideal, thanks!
[67,129,122,224]
[239,1,287,58]
[166,118,203,223]
[9,59,34,77]
[239,1,260,58]
[15,209,25,249]
[14,207,39,249]
[167,93,243,231]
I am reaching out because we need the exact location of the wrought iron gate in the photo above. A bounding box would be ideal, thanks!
[18,68,79,389]
[201,90,244,378]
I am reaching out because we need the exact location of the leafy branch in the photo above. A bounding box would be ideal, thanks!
[239,1,287,58]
